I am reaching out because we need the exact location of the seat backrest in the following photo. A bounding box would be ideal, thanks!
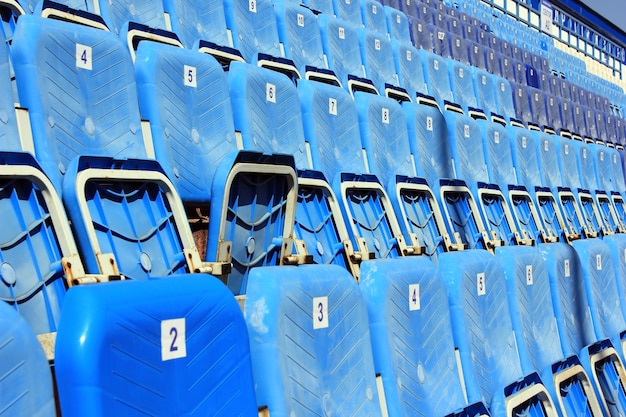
[448,60,477,111]
[361,0,387,34]
[574,141,599,192]
[539,242,595,355]
[472,68,498,117]
[556,135,581,190]
[135,42,237,204]
[385,6,411,43]
[440,250,524,407]
[223,0,282,63]
[404,101,451,187]
[244,264,382,417]
[392,40,427,99]
[494,76,515,121]
[274,0,326,74]
[56,275,258,417]
[318,16,365,86]
[12,15,146,191]
[0,300,55,416]
[97,0,167,35]
[479,119,516,187]
[442,111,489,184]
[497,245,565,373]
[411,19,434,51]
[419,49,453,108]
[360,257,470,417]
[333,0,363,27]
[162,0,230,49]
[354,92,414,188]
[228,61,308,170]
[358,28,399,93]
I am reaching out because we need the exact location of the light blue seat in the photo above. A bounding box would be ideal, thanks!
[411,20,433,51]
[274,0,327,76]
[392,40,428,100]
[358,28,404,98]
[440,250,559,416]
[223,0,282,64]
[0,296,55,417]
[448,60,478,114]
[360,257,489,417]
[0,31,20,151]
[528,88,549,130]
[318,15,367,90]
[432,27,452,59]
[511,83,533,127]
[96,0,167,35]
[361,0,387,34]
[385,6,410,43]
[244,264,382,417]
[472,68,500,120]
[494,76,516,123]
[469,41,487,70]
[419,49,453,110]
[497,245,604,417]
[333,0,363,27]
[162,0,231,49]
[449,34,470,65]
[56,274,258,417]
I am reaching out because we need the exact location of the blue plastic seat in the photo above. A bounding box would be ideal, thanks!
[432,27,452,59]
[392,40,428,99]
[96,0,168,35]
[468,41,487,69]
[497,245,605,417]
[440,249,559,416]
[318,16,367,89]
[0,300,55,417]
[528,88,549,130]
[411,19,434,51]
[486,49,502,76]
[472,68,499,119]
[511,83,533,127]
[419,49,453,109]
[223,0,282,64]
[162,0,231,49]
[449,34,470,65]
[333,0,363,27]
[360,257,488,416]
[494,76,516,122]
[358,28,402,97]
[244,264,382,417]
[274,0,327,75]
[361,0,387,33]
[385,6,411,43]
[448,60,478,113]
[56,275,258,417]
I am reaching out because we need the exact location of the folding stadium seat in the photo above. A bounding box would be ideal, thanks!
[500,55,516,82]
[494,76,516,123]
[333,0,363,27]
[411,19,434,51]
[95,0,169,36]
[583,106,599,141]
[360,257,491,417]
[0,301,55,417]
[419,49,453,109]
[545,95,564,135]
[448,60,478,114]
[358,28,409,101]
[528,88,549,131]
[462,21,479,43]
[606,114,619,145]
[431,26,452,59]
[274,0,328,78]
[12,14,232,291]
[468,41,487,70]
[223,0,296,73]
[486,49,502,76]
[572,102,588,139]
[473,69,501,122]
[511,83,533,127]
[446,15,462,36]
[512,60,528,85]
[55,275,259,416]
[392,39,428,99]
[385,6,411,44]
[449,33,470,65]
[361,0,387,34]
[525,65,540,89]
[440,250,559,416]
[497,245,605,417]
[244,264,383,416]
[318,16,373,93]
[162,0,231,50]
